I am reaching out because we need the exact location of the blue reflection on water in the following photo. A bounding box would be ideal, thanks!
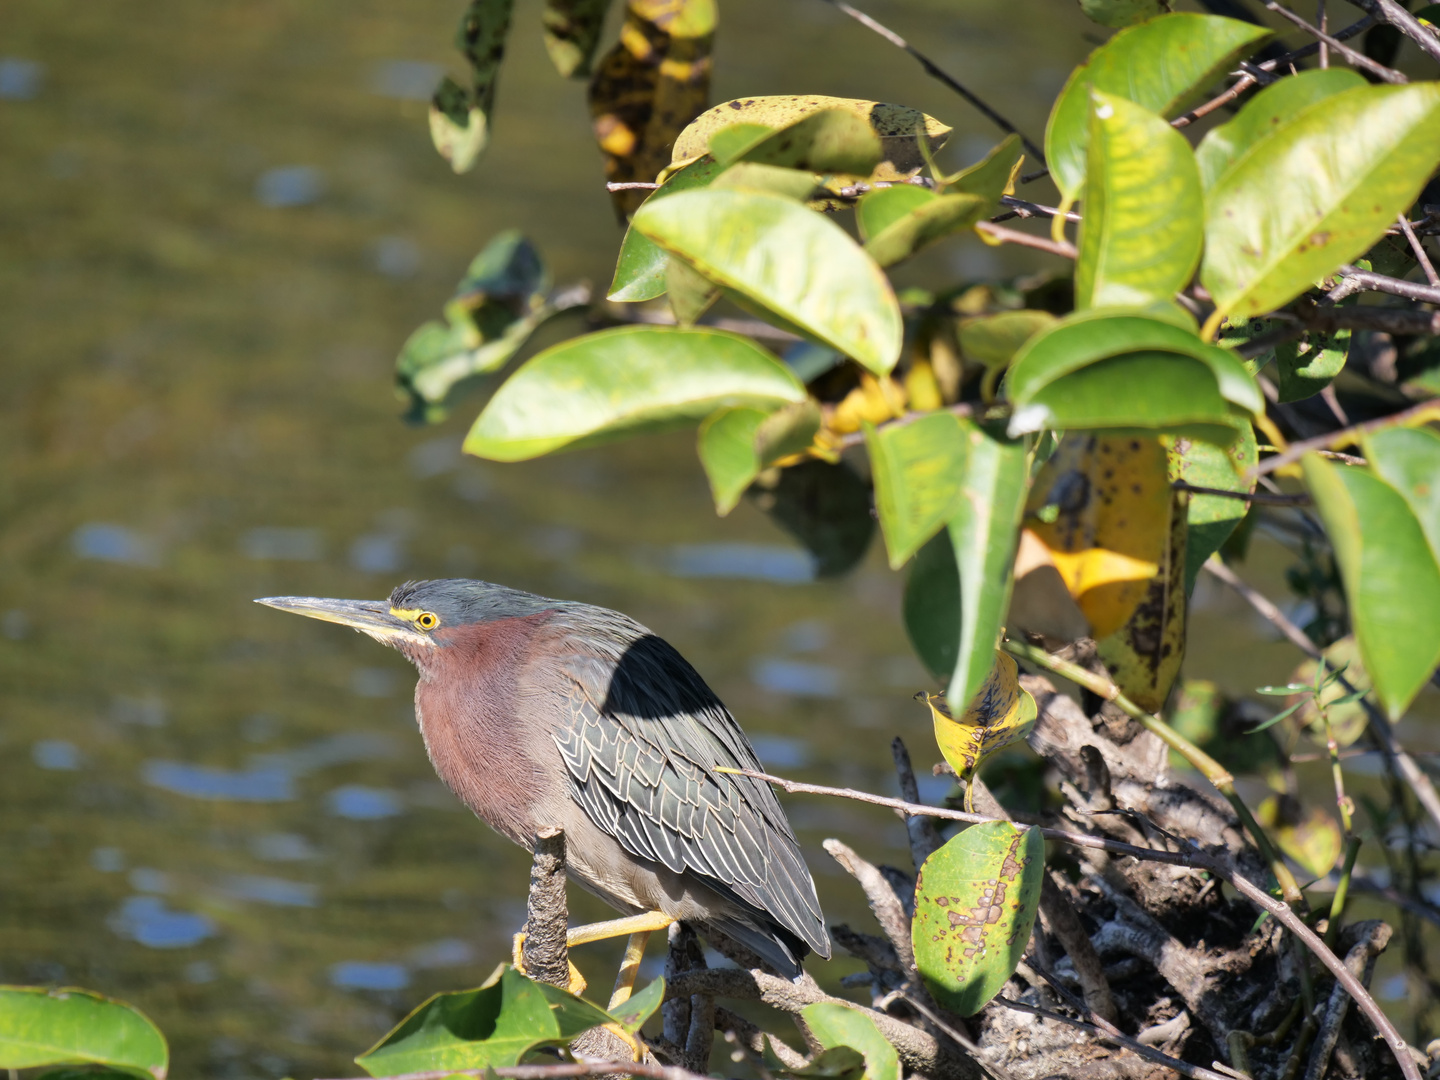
[330,961,410,991]
[369,60,443,101]
[109,896,216,948]
[749,734,811,770]
[666,543,815,584]
[143,761,294,801]
[351,533,404,574]
[72,524,160,567]
[220,874,319,907]
[33,740,80,770]
[328,785,403,819]
[751,659,842,698]
[0,58,44,100]
[256,166,323,208]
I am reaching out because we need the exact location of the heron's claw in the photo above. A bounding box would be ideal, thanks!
[512,930,588,997]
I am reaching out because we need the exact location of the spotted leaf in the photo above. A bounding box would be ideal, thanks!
[912,822,1045,1016]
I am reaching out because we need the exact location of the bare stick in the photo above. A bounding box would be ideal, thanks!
[1171,73,1257,128]
[1251,399,1440,477]
[1038,876,1118,1024]
[815,0,1045,163]
[1204,557,1440,839]
[997,195,1081,222]
[975,221,1077,259]
[522,827,572,987]
[1333,264,1440,304]
[1345,0,1440,64]
[1172,480,1310,505]
[1399,215,1440,287]
[1265,1,1408,81]
[992,996,1233,1080]
[607,181,660,191]
[1290,302,1440,336]
[823,838,917,972]
[320,1065,708,1080]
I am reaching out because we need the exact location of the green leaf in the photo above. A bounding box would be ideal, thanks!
[1364,426,1440,568]
[947,420,1030,712]
[698,407,769,515]
[905,531,960,681]
[698,401,822,516]
[1006,312,1263,435]
[957,310,1057,371]
[464,326,806,461]
[608,157,726,303]
[708,123,775,162]
[856,185,934,241]
[633,189,903,374]
[800,1003,900,1080]
[710,162,822,200]
[780,1047,867,1080]
[1276,330,1349,403]
[912,822,1046,1016]
[1075,91,1203,311]
[1303,453,1440,720]
[0,987,168,1079]
[1195,68,1366,190]
[861,191,989,268]
[866,412,967,568]
[1165,426,1257,590]
[726,109,883,175]
[357,968,616,1076]
[666,258,719,325]
[1079,0,1167,28]
[945,134,1024,209]
[1045,14,1271,206]
[672,96,951,183]
[542,0,614,76]
[609,977,664,1035]
[1202,83,1440,322]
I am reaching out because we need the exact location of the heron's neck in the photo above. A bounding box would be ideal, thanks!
[410,613,554,846]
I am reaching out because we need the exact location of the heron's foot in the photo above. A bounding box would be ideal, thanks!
[511,930,588,996]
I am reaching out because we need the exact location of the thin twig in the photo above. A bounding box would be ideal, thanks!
[975,221,1076,259]
[1345,0,1440,64]
[320,1065,708,1080]
[607,181,661,191]
[816,0,1045,163]
[1171,73,1258,128]
[1202,557,1440,841]
[1172,480,1310,505]
[997,195,1081,222]
[1289,301,1440,336]
[1251,399,1440,476]
[1339,264,1440,303]
[1265,1,1409,80]
[1399,215,1440,287]
[993,995,1233,1080]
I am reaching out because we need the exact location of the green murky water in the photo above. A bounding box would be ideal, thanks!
[5,0,1437,1073]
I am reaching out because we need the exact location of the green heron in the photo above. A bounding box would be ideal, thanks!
[257,579,829,1007]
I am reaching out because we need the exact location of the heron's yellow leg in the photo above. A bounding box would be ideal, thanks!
[608,930,653,1010]
[564,909,675,948]
[511,930,588,996]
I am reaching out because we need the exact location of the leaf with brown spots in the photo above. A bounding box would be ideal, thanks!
[1024,433,1171,640]
[911,821,1044,1016]
[429,0,518,174]
[589,0,716,219]
[542,0,615,78]
[1095,479,1188,712]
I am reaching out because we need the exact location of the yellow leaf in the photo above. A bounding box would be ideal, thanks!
[589,0,715,218]
[669,95,951,184]
[918,651,1037,811]
[1026,434,1171,639]
[1096,484,1188,712]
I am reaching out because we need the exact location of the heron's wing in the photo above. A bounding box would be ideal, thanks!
[551,631,829,958]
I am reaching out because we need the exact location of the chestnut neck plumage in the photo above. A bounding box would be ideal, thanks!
[403,612,559,847]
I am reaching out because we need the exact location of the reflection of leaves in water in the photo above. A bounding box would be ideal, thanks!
[751,460,873,578]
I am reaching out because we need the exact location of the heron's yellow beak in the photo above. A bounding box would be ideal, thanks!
[255,596,435,649]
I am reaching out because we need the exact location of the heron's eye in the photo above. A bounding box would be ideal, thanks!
[416,612,440,631]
